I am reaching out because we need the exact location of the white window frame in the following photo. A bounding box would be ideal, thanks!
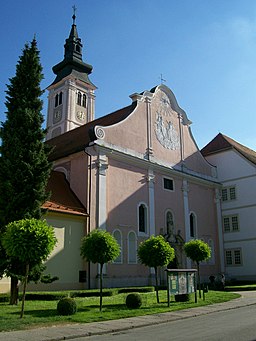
[223,215,239,233]
[137,202,149,236]
[162,176,175,192]
[222,186,236,202]
[189,211,197,238]
[225,248,242,266]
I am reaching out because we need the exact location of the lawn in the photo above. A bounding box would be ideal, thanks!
[0,289,240,332]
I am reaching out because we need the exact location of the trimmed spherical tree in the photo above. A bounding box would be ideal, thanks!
[80,229,120,311]
[138,235,175,303]
[2,218,57,318]
[184,239,211,298]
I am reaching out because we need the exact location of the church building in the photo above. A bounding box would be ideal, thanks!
[39,14,224,290]
[0,15,225,293]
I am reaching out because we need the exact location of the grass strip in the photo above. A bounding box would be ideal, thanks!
[0,290,240,332]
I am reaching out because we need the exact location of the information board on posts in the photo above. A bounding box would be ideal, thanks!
[165,269,197,306]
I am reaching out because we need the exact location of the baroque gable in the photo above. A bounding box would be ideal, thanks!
[92,85,216,179]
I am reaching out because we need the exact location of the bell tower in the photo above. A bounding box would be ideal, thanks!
[46,10,96,140]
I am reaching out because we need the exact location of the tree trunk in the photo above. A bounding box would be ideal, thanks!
[99,263,103,312]
[197,262,201,299]
[10,276,19,305]
[20,263,29,318]
[155,267,159,304]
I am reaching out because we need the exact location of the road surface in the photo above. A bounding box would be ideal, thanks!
[77,305,256,341]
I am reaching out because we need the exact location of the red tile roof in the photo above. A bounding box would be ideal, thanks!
[42,171,87,216]
[201,133,256,165]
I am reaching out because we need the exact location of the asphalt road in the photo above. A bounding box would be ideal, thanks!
[78,305,256,341]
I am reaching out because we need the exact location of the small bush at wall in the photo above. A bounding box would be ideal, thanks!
[118,286,154,294]
[70,289,116,298]
[0,295,10,303]
[26,292,67,301]
[125,293,142,309]
[57,297,77,316]
[174,294,190,302]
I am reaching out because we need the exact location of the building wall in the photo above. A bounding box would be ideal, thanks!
[205,149,256,280]
[0,212,87,294]
[28,213,87,291]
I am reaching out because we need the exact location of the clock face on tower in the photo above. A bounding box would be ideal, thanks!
[76,111,86,122]
[53,109,62,124]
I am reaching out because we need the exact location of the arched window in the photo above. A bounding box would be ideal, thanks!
[190,212,197,238]
[82,94,87,108]
[166,210,174,236]
[138,203,147,233]
[113,230,122,264]
[59,92,62,105]
[128,231,137,264]
[77,92,82,106]
[76,45,81,53]
[55,94,59,107]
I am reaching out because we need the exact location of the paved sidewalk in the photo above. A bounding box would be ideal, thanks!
[0,291,256,341]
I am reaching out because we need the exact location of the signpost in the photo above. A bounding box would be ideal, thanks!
[165,269,197,306]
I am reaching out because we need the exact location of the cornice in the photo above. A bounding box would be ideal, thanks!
[90,141,221,188]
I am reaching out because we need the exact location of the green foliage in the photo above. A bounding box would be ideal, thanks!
[184,239,211,264]
[125,293,142,309]
[40,274,59,284]
[138,235,175,268]
[80,229,120,265]
[23,292,66,301]
[2,219,57,265]
[2,219,57,316]
[81,229,120,311]
[0,39,52,228]
[118,286,154,294]
[184,239,211,299]
[57,297,77,316]
[0,39,52,300]
[138,235,175,304]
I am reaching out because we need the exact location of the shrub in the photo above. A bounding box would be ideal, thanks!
[57,297,77,316]
[0,294,9,303]
[125,293,142,309]
[26,292,66,301]
[118,286,154,294]
[70,289,116,298]
[175,294,190,302]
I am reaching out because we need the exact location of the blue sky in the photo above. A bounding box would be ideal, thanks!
[1,0,256,149]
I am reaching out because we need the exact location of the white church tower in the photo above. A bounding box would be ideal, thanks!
[46,11,96,140]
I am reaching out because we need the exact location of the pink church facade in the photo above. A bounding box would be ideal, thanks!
[47,84,224,288]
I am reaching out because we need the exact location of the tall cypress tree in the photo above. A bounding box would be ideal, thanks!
[0,39,52,303]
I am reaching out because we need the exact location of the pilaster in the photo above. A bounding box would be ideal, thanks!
[147,169,155,236]
[215,188,225,272]
[182,179,191,267]
[96,153,108,231]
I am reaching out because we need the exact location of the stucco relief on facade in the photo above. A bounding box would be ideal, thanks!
[154,93,180,150]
